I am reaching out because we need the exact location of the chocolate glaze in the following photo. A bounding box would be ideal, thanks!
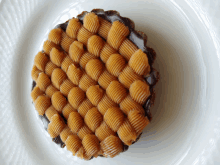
[55,21,69,32]
[143,97,152,121]
[39,115,50,130]
[89,156,94,160]
[53,136,65,148]
[136,133,143,142]
[77,11,88,23]
[145,69,160,86]
[32,81,36,90]
[61,113,67,124]
[129,31,147,54]
[132,133,142,144]
[143,69,159,120]
[147,47,157,67]
[123,145,129,152]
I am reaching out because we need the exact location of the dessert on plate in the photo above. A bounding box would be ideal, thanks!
[31,9,159,160]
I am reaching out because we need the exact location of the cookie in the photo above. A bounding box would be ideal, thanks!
[31,9,159,160]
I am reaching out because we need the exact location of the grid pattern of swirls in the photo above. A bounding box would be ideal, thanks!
[31,12,151,159]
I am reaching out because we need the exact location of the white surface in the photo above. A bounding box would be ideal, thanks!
[0,0,220,164]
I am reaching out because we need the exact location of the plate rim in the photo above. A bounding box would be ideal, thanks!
[0,0,220,164]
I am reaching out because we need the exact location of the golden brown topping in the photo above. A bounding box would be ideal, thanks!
[107,21,130,50]
[129,49,150,75]
[87,35,104,56]
[60,79,76,97]
[43,40,60,55]
[76,147,86,159]
[67,64,83,85]
[68,112,84,133]
[62,103,77,119]
[66,135,82,155]
[60,32,75,52]
[119,39,138,61]
[68,87,85,109]
[77,27,93,45]
[79,52,97,69]
[85,59,104,81]
[98,17,111,39]
[82,134,100,157]
[106,54,126,77]
[69,41,84,63]
[86,85,104,106]
[34,52,49,71]
[50,48,66,67]
[34,95,51,115]
[119,65,143,89]
[79,73,97,92]
[36,73,51,91]
[106,81,127,104]
[120,95,144,115]
[117,119,137,145]
[78,125,93,140]
[48,114,66,138]
[31,86,44,102]
[32,10,155,159]
[78,99,94,118]
[45,106,58,121]
[100,43,117,63]
[51,91,67,112]
[60,126,74,143]
[98,69,117,90]
[44,61,58,77]
[104,107,125,132]
[83,12,100,33]
[95,122,116,141]
[51,68,67,89]
[128,109,150,135]
[66,18,82,38]
[97,94,118,115]
[130,80,150,105]
[85,107,103,132]
[48,28,63,44]
[61,55,75,72]
[100,135,123,158]
[31,65,42,81]
[45,85,59,98]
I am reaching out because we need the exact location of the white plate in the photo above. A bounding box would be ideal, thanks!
[0,0,220,164]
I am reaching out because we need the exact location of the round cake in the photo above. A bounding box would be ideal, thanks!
[31,9,159,160]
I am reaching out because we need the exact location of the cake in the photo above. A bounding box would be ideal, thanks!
[31,9,159,160]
